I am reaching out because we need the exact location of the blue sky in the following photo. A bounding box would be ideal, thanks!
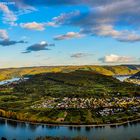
[0,0,140,68]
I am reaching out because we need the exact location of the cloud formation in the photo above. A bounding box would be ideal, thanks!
[51,11,80,26]
[20,21,58,31]
[20,0,140,42]
[0,29,8,40]
[0,28,26,46]
[54,32,84,40]
[0,3,17,25]
[81,25,140,42]
[99,54,136,63]
[3,0,140,42]
[10,0,116,7]
[23,41,54,53]
[20,22,45,31]
[0,39,26,46]
[71,53,92,58]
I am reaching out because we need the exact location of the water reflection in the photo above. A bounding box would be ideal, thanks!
[28,123,38,131]
[123,123,129,128]
[45,125,59,130]
[129,120,140,126]
[85,126,91,131]
[7,120,18,128]
[0,119,139,140]
[18,122,27,129]
[110,125,117,128]
[1,137,7,140]
[68,126,73,130]
[0,119,6,125]
[68,126,82,131]
[76,126,81,131]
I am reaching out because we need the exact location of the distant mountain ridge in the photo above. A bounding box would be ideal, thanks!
[122,65,140,70]
[0,64,140,81]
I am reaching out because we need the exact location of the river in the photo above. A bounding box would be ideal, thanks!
[114,75,131,82]
[0,77,29,85]
[0,118,139,140]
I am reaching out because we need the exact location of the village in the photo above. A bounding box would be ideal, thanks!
[31,97,140,116]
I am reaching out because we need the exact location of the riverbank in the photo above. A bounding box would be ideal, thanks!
[0,116,140,127]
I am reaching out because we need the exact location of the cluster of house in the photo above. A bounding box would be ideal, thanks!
[98,106,139,116]
[31,97,140,113]
[127,78,140,85]
[32,98,57,109]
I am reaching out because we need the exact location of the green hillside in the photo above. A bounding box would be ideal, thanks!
[0,70,139,125]
[14,70,140,98]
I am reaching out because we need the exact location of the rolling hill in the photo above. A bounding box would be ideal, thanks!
[0,65,140,81]
[14,70,140,98]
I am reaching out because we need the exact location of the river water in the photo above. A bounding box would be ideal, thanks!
[0,78,20,85]
[114,75,131,82]
[0,118,139,140]
[0,77,29,85]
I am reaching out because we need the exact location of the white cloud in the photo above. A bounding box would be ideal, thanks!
[53,10,80,24]
[92,25,120,37]
[23,41,55,53]
[99,54,135,63]
[40,41,47,45]
[19,11,80,31]
[116,32,140,42]
[54,32,84,40]
[20,22,45,31]
[71,53,92,58]
[86,25,140,42]
[6,0,140,42]
[0,29,8,40]
[45,22,57,27]
[0,3,17,25]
